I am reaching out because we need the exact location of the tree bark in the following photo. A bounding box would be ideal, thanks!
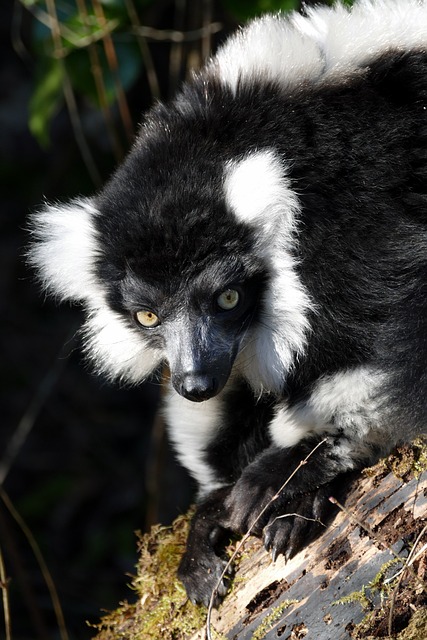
[195,449,427,639]
[93,444,427,640]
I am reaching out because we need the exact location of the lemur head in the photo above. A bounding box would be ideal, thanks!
[95,142,270,401]
[29,100,309,399]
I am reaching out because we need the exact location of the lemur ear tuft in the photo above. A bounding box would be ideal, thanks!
[28,197,102,304]
[224,149,299,238]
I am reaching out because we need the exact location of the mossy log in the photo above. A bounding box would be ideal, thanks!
[92,442,427,640]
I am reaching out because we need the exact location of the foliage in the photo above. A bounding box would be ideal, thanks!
[17,0,354,185]
[19,0,351,156]
[22,0,146,148]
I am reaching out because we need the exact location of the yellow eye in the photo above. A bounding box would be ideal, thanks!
[217,289,240,310]
[135,310,160,328]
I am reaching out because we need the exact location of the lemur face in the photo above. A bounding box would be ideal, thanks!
[116,264,266,401]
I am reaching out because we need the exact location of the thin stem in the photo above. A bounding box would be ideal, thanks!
[92,0,134,145]
[387,524,427,636]
[124,0,161,99]
[0,545,12,640]
[206,438,328,640]
[0,350,67,485]
[0,488,69,640]
[45,0,102,186]
[329,496,427,592]
[76,0,124,161]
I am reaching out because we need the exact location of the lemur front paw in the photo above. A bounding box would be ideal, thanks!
[179,488,234,606]
[178,545,231,607]
[262,485,332,561]
[223,446,351,562]
[225,473,336,559]
[224,468,278,536]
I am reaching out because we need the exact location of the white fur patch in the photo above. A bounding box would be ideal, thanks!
[210,0,427,93]
[164,386,228,495]
[224,149,299,234]
[209,14,324,92]
[299,0,427,78]
[225,150,313,393]
[83,307,163,383]
[28,198,103,304]
[29,197,164,384]
[236,260,312,394]
[269,367,387,465]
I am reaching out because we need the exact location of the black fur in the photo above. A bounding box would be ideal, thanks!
[30,5,427,608]
[108,48,427,603]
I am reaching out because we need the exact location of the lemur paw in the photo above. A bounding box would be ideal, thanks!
[262,485,332,561]
[224,471,277,536]
[178,548,231,607]
[225,469,340,561]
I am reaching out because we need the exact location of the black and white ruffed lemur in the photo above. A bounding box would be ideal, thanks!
[29,0,427,606]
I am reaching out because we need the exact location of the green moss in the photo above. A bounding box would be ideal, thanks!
[333,558,401,616]
[252,600,298,640]
[337,554,426,640]
[350,605,427,640]
[91,440,427,639]
[364,438,427,481]
[91,513,208,640]
[368,558,401,593]
[386,438,427,480]
[411,437,427,478]
[333,585,373,611]
[396,608,427,640]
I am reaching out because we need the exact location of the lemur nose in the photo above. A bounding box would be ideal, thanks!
[180,374,219,402]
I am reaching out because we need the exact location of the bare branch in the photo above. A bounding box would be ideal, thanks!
[206,438,328,640]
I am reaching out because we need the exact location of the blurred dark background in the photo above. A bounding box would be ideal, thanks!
[0,0,321,638]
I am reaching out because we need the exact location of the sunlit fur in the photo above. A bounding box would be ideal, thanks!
[29,0,427,605]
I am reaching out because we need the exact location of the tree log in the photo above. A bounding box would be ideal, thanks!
[93,443,427,640]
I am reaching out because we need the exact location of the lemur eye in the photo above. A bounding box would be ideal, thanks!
[217,289,240,310]
[135,310,160,328]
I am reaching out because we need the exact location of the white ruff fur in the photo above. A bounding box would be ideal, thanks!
[83,308,163,383]
[210,0,427,93]
[164,387,227,494]
[29,197,163,383]
[269,367,387,464]
[224,150,313,393]
[28,198,102,304]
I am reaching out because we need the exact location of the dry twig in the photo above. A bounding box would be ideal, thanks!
[206,438,328,640]
[0,488,69,640]
[0,544,12,640]
[387,524,427,636]
[45,0,102,186]
[329,497,427,593]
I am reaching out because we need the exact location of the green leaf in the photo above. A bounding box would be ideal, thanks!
[28,57,64,148]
